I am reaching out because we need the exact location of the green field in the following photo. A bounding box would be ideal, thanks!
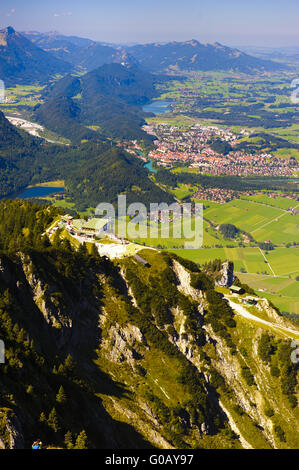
[238,273,299,315]
[251,211,299,244]
[171,246,299,315]
[203,197,299,244]
[169,183,198,199]
[171,246,299,276]
[171,247,273,274]
[269,124,299,144]
[0,85,45,109]
[204,199,283,232]
[129,194,299,249]
[239,194,299,210]
[273,148,299,160]
[265,248,299,276]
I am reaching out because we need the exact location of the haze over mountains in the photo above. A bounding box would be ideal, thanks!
[126,40,283,73]
[21,30,285,74]
[0,27,285,88]
[0,27,71,85]
[22,30,136,72]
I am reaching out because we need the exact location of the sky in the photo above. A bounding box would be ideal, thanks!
[0,0,298,47]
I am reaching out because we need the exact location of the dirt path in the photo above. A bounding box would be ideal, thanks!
[250,203,299,235]
[226,297,299,339]
[258,248,276,276]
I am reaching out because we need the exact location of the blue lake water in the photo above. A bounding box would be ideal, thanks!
[11,186,65,199]
[142,100,174,114]
[144,160,157,173]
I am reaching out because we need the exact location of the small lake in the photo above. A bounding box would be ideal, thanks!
[11,186,65,199]
[142,100,175,114]
[144,160,157,173]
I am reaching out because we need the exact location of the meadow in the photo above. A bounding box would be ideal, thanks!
[204,199,283,232]
[170,247,273,274]
[171,246,299,315]
[203,197,299,245]
[237,272,299,315]
[239,194,299,210]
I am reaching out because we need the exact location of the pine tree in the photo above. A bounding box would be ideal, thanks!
[90,242,99,258]
[39,412,47,424]
[61,238,72,252]
[52,230,62,248]
[75,430,88,449]
[64,431,74,449]
[78,242,88,257]
[63,354,76,376]
[48,408,60,433]
[41,234,51,249]
[56,386,67,404]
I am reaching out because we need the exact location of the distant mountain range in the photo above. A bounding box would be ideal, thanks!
[22,30,137,71]
[0,27,286,87]
[0,27,71,85]
[19,29,285,76]
[126,39,284,73]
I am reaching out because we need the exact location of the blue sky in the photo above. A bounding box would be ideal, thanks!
[0,0,298,46]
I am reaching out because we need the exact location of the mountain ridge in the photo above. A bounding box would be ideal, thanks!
[0,110,173,209]
[0,27,71,85]
[20,29,285,74]
[126,40,285,73]
[0,199,298,449]
[35,62,159,143]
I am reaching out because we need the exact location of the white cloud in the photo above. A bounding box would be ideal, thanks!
[7,8,16,17]
[53,12,72,18]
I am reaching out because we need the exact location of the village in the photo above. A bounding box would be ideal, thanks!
[125,123,299,178]
[193,188,299,204]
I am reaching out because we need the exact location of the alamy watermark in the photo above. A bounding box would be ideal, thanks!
[291,339,299,364]
[0,340,5,364]
[291,79,299,104]
[0,80,5,104]
[95,195,203,249]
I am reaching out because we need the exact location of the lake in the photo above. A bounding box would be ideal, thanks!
[144,160,157,173]
[10,186,65,199]
[142,100,175,114]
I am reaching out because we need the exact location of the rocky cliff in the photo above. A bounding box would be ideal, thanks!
[0,247,298,449]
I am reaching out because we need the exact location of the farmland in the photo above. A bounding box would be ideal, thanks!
[150,71,299,145]
[0,84,45,110]
[239,194,299,210]
[170,247,272,274]
[203,197,299,245]
[171,246,299,277]
[171,246,299,316]
[238,273,299,316]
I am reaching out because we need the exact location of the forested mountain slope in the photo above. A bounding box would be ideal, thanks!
[22,30,136,71]
[0,112,172,209]
[35,63,158,143]
[0,200,298,449]
[0,27,71,85]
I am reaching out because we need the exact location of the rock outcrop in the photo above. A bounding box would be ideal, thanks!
[214,261,234,287]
